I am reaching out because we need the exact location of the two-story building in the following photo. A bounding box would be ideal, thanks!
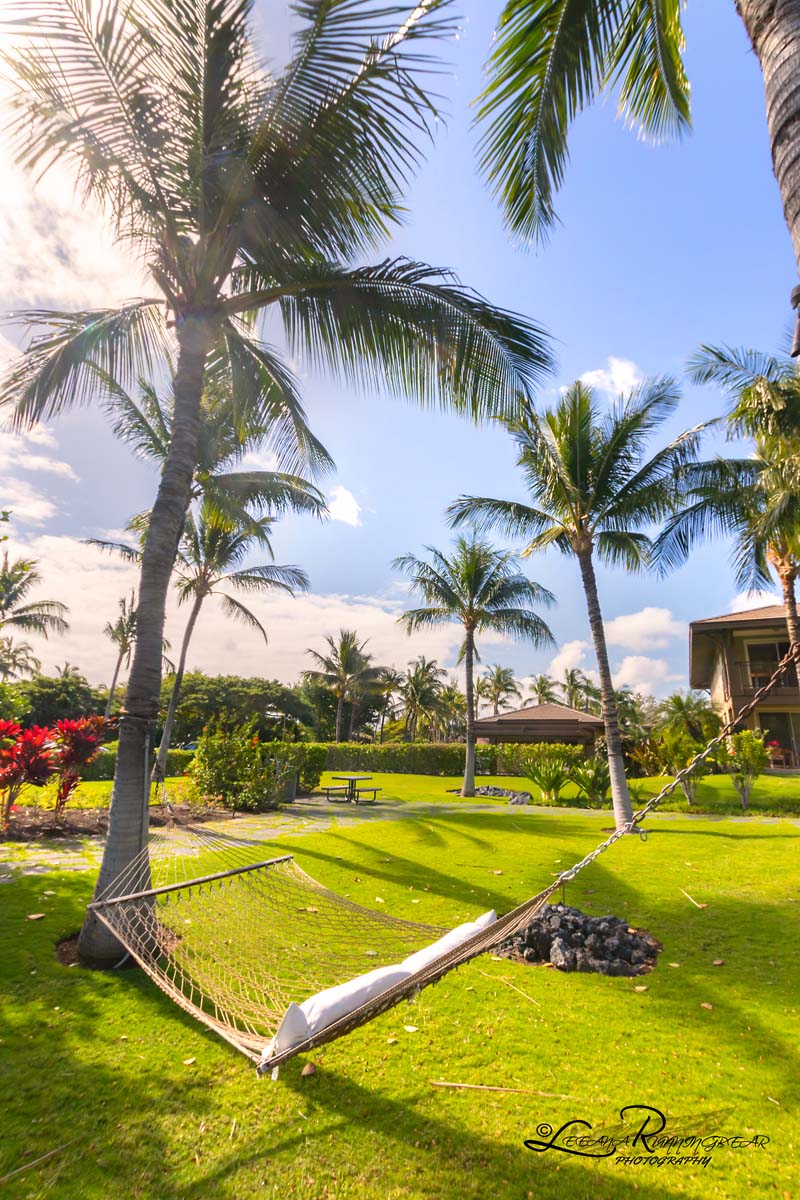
[689,603,800,765]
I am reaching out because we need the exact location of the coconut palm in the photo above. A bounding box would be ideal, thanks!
[0,553,68,640]
[400,657,446,740]
[377,667,405,744]
[476,1,800,288]
[559,667,592,712]
[435,679,467,741]
[103,593,138,720]
[477,663,521,716]
[657,692,721,743]
[449,380,702,829]
[1,0,553,963]
[0,637,41,680]
[305,631,382,744]
[395,537,554,795]
[527,672,558,705]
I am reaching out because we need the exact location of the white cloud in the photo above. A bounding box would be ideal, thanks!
[0,478,59,525]
[728,590,780,613]
[613,655,682,696]
[328,485,362,527]
[580,356,644,398]
[239,448,279,472]
[548,639,591,677]
[604,606,686,651]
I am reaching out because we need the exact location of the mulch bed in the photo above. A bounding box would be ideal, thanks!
[4,804,233,842]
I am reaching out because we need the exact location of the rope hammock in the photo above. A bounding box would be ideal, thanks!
[88,644,800,1074]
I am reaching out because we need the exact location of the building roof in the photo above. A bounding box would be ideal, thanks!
[475,702,603,728]
[689,604,788,688]
[690,604,786,629]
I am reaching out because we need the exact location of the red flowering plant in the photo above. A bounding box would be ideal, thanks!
[0,725,56,829]
[52,717,109,819]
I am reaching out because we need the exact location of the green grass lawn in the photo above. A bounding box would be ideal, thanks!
[1,802,797,1199]
[17,777,196,810]
[317,769,800,816]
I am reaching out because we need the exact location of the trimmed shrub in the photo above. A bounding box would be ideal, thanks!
[81,745,195,781]
[280,742,327,792]
[189,723,295,811]
[317,742,498,776]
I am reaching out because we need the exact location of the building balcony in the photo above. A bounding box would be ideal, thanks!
[730,660,800,697]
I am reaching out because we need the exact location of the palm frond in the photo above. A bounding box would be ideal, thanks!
[225,563,310,593]
[217,592,269,641]
[605,0,690,140]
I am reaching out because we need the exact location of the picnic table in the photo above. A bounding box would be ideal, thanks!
[324,774,381,804]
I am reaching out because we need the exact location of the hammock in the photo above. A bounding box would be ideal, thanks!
[88,645,799,1074]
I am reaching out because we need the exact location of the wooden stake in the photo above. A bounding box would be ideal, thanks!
[678,887,707,909]
[475,968,540,1007]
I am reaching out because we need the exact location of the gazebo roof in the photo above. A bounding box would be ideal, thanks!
[474,702,603,730]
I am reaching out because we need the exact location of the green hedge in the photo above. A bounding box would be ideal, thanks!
[82,747,195,782]
[314,742,498,776]
[280,743,328,792]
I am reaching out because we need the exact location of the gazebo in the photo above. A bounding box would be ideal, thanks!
[474,702,603,748]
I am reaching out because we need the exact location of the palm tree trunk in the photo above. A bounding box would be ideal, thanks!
[777,566,800,648]
[461,628,476,797]
[347,696,358,740]
[576,547,633,829]
[152,593,204,784]
[737,1,800,268]
[104,649,124,720]
[335,693,345,742]
[78,316,211,965]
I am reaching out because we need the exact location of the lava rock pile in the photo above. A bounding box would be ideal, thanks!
[446,785,533,803]
[497,903,660,977]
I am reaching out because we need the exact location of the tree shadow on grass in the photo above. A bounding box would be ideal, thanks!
[176,1059,686,1200]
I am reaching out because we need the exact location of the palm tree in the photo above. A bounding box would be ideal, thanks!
[527,672,558,705]
[377,667,405,744]
[436,679,467,742]
[2,0,553,964]
[658,692,721,743]
[0,552,68,639]
[449,380,702,829]
[395,537,554,795]
[476,2,800,292]
[400,657,446,740]
[0,637,41,680]
[477,663,521,716]
[560,668,592,712]
[103,593,138,720]
[305,631,382,744]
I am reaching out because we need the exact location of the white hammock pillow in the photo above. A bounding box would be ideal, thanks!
[266,1001,310,1058]
[299,963,411,1036]
[401,909,497,975]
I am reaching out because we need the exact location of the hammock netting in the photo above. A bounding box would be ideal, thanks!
[90,822,559,1069]
[88,644,800,1072]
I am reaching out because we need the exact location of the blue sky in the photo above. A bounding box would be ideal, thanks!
[0,2,792,692]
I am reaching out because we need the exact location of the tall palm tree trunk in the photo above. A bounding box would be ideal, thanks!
[461,628,476,798]
[79,317,210,965]
[104,649,125,720]
[347,697,359,740]
[576,547,633,829]
[335,692,345,743]
[152,593,204,784]
[737,2,800,269]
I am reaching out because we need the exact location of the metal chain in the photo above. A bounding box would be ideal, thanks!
[556,640,800,885]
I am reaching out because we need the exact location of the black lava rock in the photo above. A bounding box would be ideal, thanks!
[496,903,660,977]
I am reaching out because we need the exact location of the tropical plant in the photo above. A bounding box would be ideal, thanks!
[526,672,558,705]
[305,631,383,744]
[190,720,293,812]
[399,657,446,740]
[2,0,553,963]
[477,663,521,716]
[714,730,769,809]
[476,0,800,293]
[570,755,611,806]
[522,744,575,805]
[657,691,721,744]
[657,731,709,806]
[395,536,554,795]
[0,637,41,681]
[52,716,110,818]
[0,722,56,828]
[434,679,467,742]
[12,671,104,728]
[559,667,593,711]
[0,552,68,640]
[449,379,702,828]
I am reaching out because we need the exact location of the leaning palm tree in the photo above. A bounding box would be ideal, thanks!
[103,593,138,720]
[1,0,553,963]
[476,2,800,302]
[449,380,702,829]
[395,537,555,795]
[0,552,68,639]
[527,672,558,705]
[477,663,521,716]
[305,631,382,744]
[0,636,41,680]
